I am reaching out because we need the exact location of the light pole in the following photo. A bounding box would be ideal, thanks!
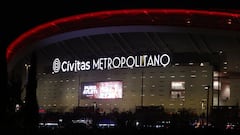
[25,64,31,83]
[24,64,31,102]
[218,50,223,108]
[204,85,210,126]
[78,72,80,107]
[141,69,144,107]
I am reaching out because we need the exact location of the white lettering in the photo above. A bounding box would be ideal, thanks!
[61,61,67,72]
[126,56,134,68]
[160,54,171,67]
[92,59,99,70]
[85,61,91,70]
[83,85,97,95]
[98,58,104,70]
[113,57,121,68]
[135,56,140,67]
[53,54,170,73]
[120,57,126,68]
[69,62,75,71]
[147,55,154,66]
[107,58,113,69]
[143,55,148,67]
[154,55,160,66]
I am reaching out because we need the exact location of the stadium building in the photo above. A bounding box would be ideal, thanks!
[6,9,240,115]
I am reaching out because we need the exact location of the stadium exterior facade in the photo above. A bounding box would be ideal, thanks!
[6,9,240,115]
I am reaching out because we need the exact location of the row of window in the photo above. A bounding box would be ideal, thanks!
[39,74,209,83]
[38,79,214,100]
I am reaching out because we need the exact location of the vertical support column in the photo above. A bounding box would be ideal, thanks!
[141,69,144,107]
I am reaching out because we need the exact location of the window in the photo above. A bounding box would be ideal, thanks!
[170,91,185,99]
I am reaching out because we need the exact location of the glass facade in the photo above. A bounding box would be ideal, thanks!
[34,62,213,115]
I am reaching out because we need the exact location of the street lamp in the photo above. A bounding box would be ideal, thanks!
[204,85,210,126]
[24,64,31,83]
[141,69,144,107]
[218,50,223,107]
[23,64,31,103]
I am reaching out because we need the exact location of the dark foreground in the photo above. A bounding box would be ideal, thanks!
[5,127,240,135]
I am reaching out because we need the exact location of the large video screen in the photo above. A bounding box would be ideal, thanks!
[81,81,123,99]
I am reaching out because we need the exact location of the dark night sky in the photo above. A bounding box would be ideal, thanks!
[1,0,239,49]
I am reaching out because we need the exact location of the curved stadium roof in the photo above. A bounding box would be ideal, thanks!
[6,9,240,76]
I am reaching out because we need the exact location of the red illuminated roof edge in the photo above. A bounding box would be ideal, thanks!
[6,8,240,62]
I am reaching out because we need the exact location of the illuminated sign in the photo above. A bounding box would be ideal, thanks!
[81,81,123,99]
[52,54,170,74]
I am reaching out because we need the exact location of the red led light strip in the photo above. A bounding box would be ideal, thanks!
[6,9,240,62]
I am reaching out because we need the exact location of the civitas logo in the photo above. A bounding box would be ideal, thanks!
[52,58,61,74]
[52,58,91,74]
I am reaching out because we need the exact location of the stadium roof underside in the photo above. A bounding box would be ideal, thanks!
[6,9,240,77]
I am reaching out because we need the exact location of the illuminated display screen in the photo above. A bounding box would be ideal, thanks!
[171,81,185,90]
[81,81,123,99]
